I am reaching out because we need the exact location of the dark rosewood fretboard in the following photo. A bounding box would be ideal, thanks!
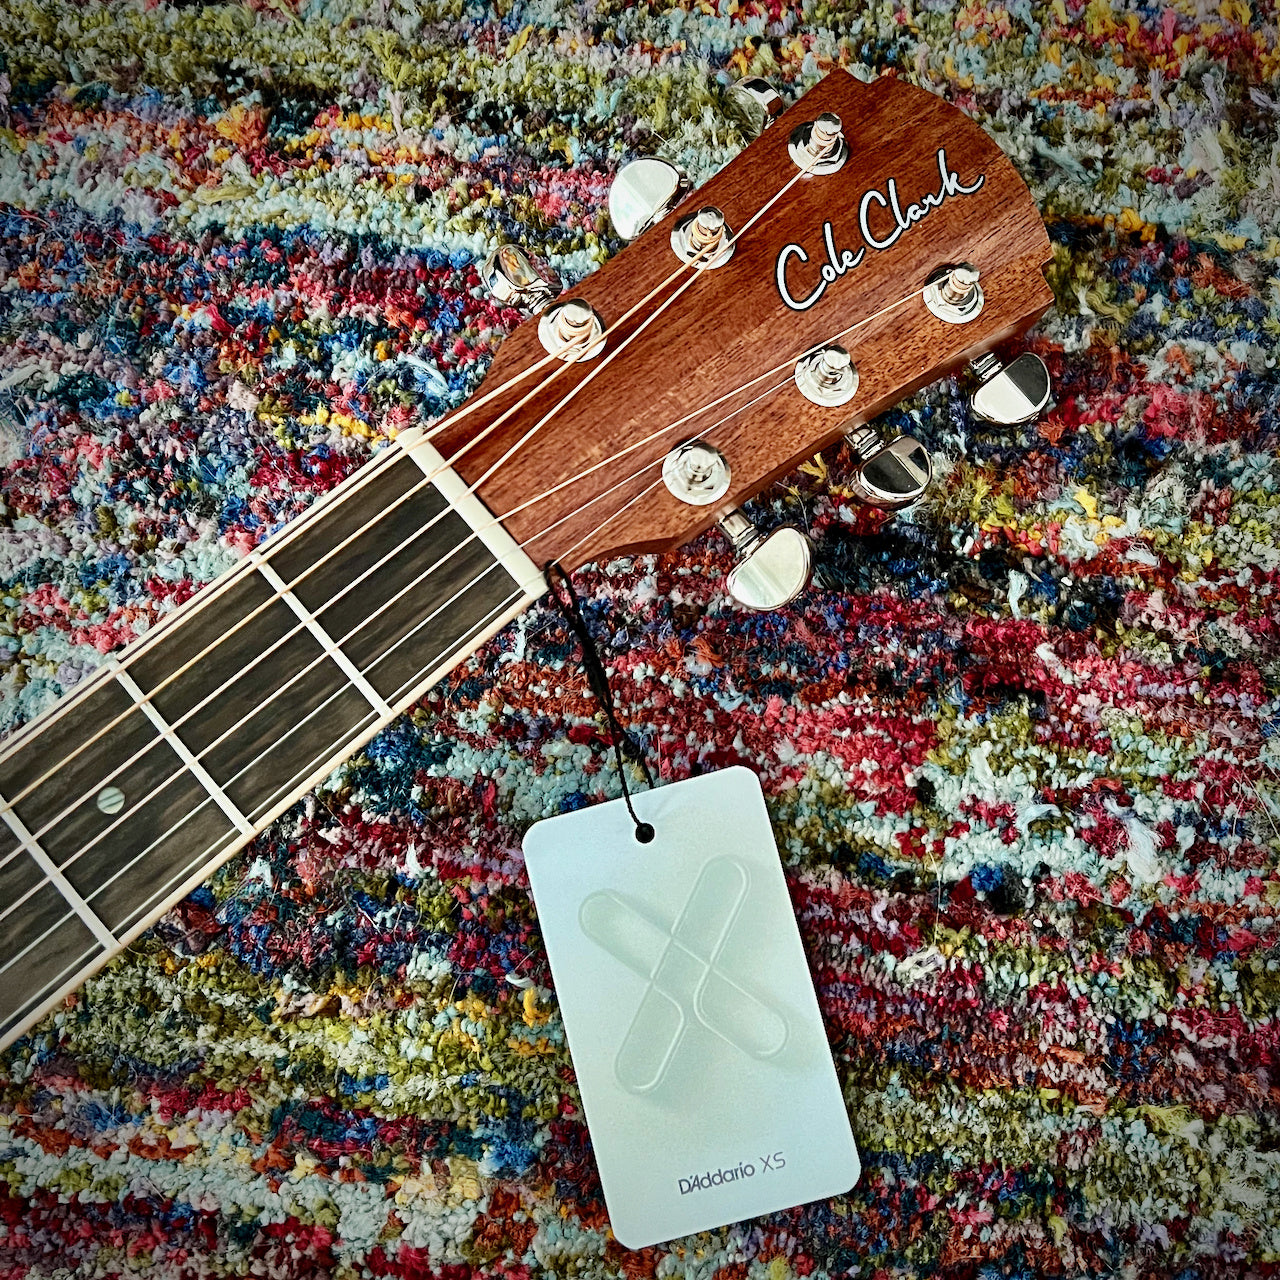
[0,441,539,1045]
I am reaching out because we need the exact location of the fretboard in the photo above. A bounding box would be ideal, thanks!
[0,435,544,1048]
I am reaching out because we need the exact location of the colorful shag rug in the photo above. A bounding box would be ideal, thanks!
[2,0,1280,1275]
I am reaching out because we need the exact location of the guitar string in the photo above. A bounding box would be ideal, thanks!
[0,148,821,816]
[0,249,706,814]
[0,165,998,1021]
[0,439,690,968]
[0,367,797,913]
[0,273,931,911]
[0,370,796,945]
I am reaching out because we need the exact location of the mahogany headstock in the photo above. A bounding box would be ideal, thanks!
[432,69,1053,580]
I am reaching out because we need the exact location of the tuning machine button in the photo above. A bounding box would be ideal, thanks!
[788,112,848,175]
[608,157,688,241]
[844,426,933,510]
[724,76,784,140]
[969,352,1052,425]
[670,207,735,269]
[923,263,984,324]
[537,298,605,361]
[480,244,557,311]
[720,510,813,611]
[794,345,858,407]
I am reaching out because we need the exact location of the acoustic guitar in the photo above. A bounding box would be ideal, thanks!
[0,68,1054,1050]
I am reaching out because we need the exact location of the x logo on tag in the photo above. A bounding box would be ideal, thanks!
[579,856,789,1093]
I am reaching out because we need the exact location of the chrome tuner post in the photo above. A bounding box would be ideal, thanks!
[795,345,859,407]
[724,76,784,140]
[969,351,1052,425]
[661,441,731,506]
[923,263,984,324]
[844,426,933,511]
[537,298,605,361]
[720,510,814,612]
[670,207,735,269]
[788,112,848,176]
[608,157,687,241]
[479,244,557,311]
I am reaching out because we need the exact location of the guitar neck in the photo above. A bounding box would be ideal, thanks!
[0,436,544,1048]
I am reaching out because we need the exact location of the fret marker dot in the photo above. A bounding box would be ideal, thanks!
[96,786,125,816]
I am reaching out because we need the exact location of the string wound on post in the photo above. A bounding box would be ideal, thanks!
[544,562,655,844]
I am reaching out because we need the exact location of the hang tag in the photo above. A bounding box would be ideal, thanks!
[524,766,860,1249]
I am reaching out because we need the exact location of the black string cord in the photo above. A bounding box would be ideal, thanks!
[544,562,655,843]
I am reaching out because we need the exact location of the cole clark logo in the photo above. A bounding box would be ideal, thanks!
[578,857,789,1094]
[774,147,986,312]
[678,1152,786,1197]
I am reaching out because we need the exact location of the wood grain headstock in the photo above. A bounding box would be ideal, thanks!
[433,69,1053,576]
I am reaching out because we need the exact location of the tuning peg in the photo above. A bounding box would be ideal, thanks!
[719,510,813,611]
[968,352,1052,425]
[670,206,735,269]
[724,76,784,140]
[788,112,848,176]
[537,298,605,362]
[479,244,557,311]
[923,263,983,324]
[608,157,688,241]
[794,344,858,406]
[844,426,933,510]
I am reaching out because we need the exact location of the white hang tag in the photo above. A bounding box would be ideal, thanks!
[523,766,860,1250]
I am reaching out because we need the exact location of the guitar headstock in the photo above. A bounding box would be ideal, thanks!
[430,69,1053,600]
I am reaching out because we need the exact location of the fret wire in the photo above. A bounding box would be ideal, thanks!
[0,444,405,778]
[20,512,509,854]
[229,583,523,819]
[253,558,395,718]
[12,490,447,845]
[18,707,217,864]
[34,556,510,873]
[48,572,521,907]
[0,587,542,1048]
[68,586,519,916]
[317,556,511,705]
[47,677,366,877]
[93,588,529,942]
[0,370,783,950]
[0,797,117,949]
[112,665,256,837]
